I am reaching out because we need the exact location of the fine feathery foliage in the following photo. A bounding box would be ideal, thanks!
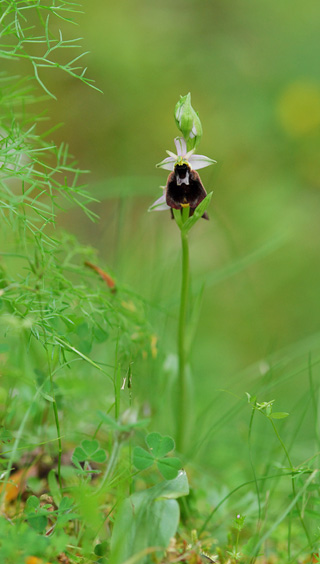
[0,3,157,563]
[0,0,102,98]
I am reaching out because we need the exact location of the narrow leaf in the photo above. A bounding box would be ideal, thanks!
[269,412,289,419]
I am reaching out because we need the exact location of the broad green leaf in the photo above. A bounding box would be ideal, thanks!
[110,471,188,564]
[111,498,179,564]
[133,446,154,470]
[157,457,181,480]
[151,470,189,499]
[145,432,175,458]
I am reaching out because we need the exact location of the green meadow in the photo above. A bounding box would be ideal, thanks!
[0,1,320,562]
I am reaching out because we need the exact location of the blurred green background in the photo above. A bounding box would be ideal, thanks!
[41,0,320,469]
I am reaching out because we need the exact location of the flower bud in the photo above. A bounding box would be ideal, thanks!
[174,93,203,151]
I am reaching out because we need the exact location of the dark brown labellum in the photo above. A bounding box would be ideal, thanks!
[166,163,209,219]
[166,164,207,209]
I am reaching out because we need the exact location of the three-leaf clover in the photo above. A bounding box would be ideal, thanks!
[133,432,182,480]
[72,439,107,467]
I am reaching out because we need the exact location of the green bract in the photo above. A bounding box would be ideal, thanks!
[174,92,203,151]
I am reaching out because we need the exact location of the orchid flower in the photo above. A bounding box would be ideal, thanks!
[149,137,216,212]
[148,95,216,451]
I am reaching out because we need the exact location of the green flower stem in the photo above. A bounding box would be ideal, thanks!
[176,225,190,452]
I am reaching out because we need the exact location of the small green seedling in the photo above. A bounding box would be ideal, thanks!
[246,393,289,419]
[226,514,246,561]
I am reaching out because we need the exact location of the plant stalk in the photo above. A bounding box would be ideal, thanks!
[176,229,190,452]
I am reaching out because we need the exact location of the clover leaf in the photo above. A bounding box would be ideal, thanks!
[133,446,154,471]
[72,439,107,466]
[133,432,182,480]
[146,432,175,458]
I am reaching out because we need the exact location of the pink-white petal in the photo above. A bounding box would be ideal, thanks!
[174,137,187,157]
[188,154,217,170]
[185,149,195,160]
[148,193,170,212]
[166,150,177,159]
[156,156,175,171]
